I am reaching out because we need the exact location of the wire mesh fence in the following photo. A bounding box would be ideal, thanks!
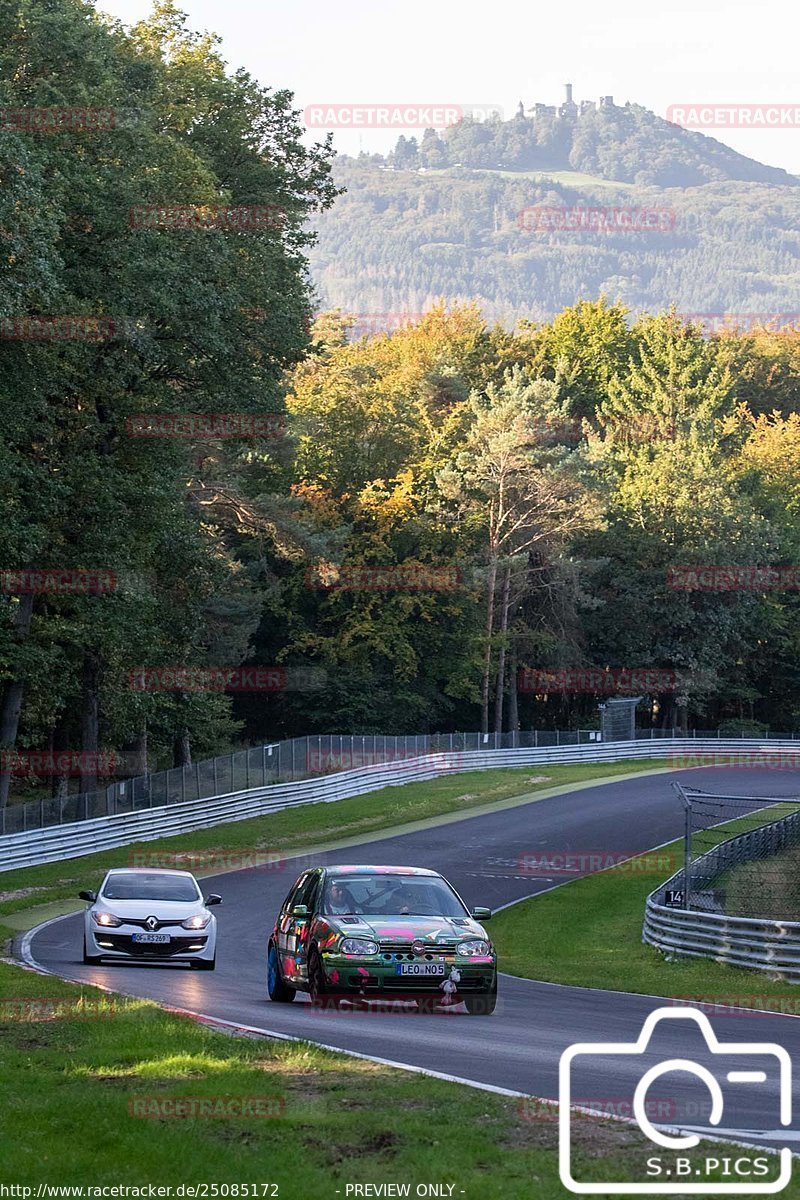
[3,725,797,837]
[654,783,800,917]
[0,728,604,835]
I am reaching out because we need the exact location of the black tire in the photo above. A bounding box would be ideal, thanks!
[192,956,216,971]
[267,942,296,1002]
[463,982,498,1015]
[82,936,102,965]
[307,947,339,1008]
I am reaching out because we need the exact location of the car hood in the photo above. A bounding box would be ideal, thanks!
[327,914,489,943]
[94,898,206,919]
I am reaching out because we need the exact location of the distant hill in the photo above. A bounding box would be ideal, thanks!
[308,97,800,326]
[381,93,797,188]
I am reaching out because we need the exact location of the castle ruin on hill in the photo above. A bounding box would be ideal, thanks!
[517,84,618,121]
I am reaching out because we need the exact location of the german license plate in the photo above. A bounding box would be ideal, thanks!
[132,932,170,944]
[396,963,445,976]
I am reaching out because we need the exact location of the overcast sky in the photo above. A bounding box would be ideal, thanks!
[97,0,800,175]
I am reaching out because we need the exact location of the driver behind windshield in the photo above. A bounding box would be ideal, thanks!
[324,879,355,913]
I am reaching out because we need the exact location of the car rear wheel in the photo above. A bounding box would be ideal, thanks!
[267,943,296,1002]
[463,982,497,1015]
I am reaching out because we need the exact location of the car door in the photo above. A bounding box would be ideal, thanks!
[275,872,308,983]
[291,869,322,985]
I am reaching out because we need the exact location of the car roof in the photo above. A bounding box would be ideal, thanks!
[325,865,440,877]
[105,868,196,878]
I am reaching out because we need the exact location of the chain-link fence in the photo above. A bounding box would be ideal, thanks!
[4,725,799,837]
[0,728,601,835]
[653,783,800,917]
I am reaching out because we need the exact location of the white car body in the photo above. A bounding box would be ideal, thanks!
[81,868,220,969]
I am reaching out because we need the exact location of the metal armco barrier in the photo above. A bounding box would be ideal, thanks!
[644,801,800,981]
[2,738,799,872]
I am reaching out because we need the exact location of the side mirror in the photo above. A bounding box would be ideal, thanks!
[471,906,492,921]
[79,890,96,902]
[291,904,309,918]
[205,894,222,906]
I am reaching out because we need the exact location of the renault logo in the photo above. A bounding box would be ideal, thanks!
[145,916,159,931]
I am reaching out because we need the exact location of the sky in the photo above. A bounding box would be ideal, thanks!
[96,0,800,175]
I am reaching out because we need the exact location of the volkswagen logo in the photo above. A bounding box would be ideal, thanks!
[411,941,426,956]
[145,916,159,931]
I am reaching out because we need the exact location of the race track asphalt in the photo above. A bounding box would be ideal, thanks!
[22,766,800,1154]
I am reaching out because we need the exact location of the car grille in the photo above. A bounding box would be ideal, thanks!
[378,941,459,962]
[113,917,188,931]
[99,935,207,957]
[348,974,487,992]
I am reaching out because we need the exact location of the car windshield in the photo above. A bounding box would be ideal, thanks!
[321,874,468,918]
[102,873,200,902]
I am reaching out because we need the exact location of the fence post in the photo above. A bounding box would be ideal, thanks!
[213,757,218,795]
[182,768,187,803]
[196,761,202,799]
[291,739,296,780]
[246,751,250,791]
[683,793,692,910]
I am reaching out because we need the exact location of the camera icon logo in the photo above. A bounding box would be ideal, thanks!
[559,1006,792,1194]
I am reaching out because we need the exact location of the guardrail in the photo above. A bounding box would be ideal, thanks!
[2,737,800,872]
[643,804,800,981]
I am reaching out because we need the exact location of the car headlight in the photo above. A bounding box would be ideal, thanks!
[339,937,379,956]
[181,912,212,930]
[92,911,122,927]
[457,938,491,957]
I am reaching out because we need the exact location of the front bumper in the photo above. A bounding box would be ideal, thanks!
[88,927,214,961]
[321,953,496,995]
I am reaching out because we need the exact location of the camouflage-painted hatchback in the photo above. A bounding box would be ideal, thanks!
[267,865,498,1014]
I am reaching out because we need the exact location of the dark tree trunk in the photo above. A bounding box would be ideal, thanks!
[173,728,192,768]
[0,594,35,808]
[480,554,498,736]
[49,712,71,799]
[80,652,101,794]
[493,564,512,735]
[507,650,519,743]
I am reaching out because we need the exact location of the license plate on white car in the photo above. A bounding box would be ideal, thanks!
[396,963,445,976]
[132,932,170,944]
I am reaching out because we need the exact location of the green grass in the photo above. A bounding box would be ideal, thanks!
[0,760,668,928]
[424,166,636,190]
[0,961,791,1194]
[492,806,800,1011]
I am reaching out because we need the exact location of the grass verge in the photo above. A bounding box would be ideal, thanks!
[492,805,800,1011]
[0,760,667,929]
[0,961,790,1195]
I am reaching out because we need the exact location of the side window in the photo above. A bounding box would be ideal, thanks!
[282,873,308,914]
[295,871,320,911]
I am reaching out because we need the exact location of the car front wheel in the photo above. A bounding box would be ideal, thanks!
[307,947,339,1008]
[267,943,296,1002]
[192,956,216,971]
[463,982,497,1015]
[82,936,102,965]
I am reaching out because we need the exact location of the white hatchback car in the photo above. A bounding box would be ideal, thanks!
[80,868,221,969]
